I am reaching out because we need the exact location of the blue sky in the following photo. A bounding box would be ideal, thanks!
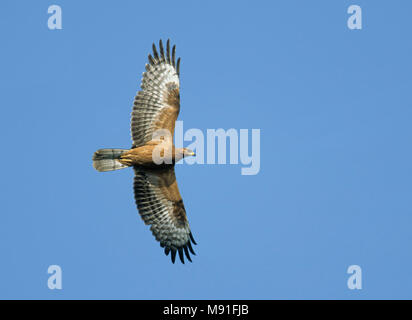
[1,0,411,299]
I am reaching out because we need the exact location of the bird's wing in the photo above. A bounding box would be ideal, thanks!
[133,167,196,263]
[131,39,181,148]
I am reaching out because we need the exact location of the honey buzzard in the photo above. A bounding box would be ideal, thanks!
[92,40,197,264]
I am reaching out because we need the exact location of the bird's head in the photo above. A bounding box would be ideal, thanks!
[176,148,196,160]
[182,148,196,158]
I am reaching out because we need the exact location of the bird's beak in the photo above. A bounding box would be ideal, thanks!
[190,151,196,156]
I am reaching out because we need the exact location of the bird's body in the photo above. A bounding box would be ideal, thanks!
[92,40,197,264]
[117,142,190,167]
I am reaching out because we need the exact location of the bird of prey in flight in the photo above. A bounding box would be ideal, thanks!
[92,40,197,264]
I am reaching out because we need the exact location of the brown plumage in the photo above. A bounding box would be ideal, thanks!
[92,40,196,264]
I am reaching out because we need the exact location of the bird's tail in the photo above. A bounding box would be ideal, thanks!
[92,148,129,172]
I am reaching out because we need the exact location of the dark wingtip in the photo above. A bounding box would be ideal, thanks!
[163,233,197,264]
[178,248,185,264]
[171,249,176,263]
[164,247,170,256]
[183,246,192,263]
[159,39,165,61]
[187,241,196,255]
[148,54,154,65]
[172,45,176,67]
[166,39,171,64]
[176,57,181,75]
[152,43,159,60]
[189,232,197,245]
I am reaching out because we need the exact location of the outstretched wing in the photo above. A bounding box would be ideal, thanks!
[133,167,196,263]
[131,39,181,148]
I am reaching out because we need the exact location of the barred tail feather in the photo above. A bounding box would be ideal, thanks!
[92,148,129,172]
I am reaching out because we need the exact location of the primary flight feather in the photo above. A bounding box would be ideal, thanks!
[92,39,197,264]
